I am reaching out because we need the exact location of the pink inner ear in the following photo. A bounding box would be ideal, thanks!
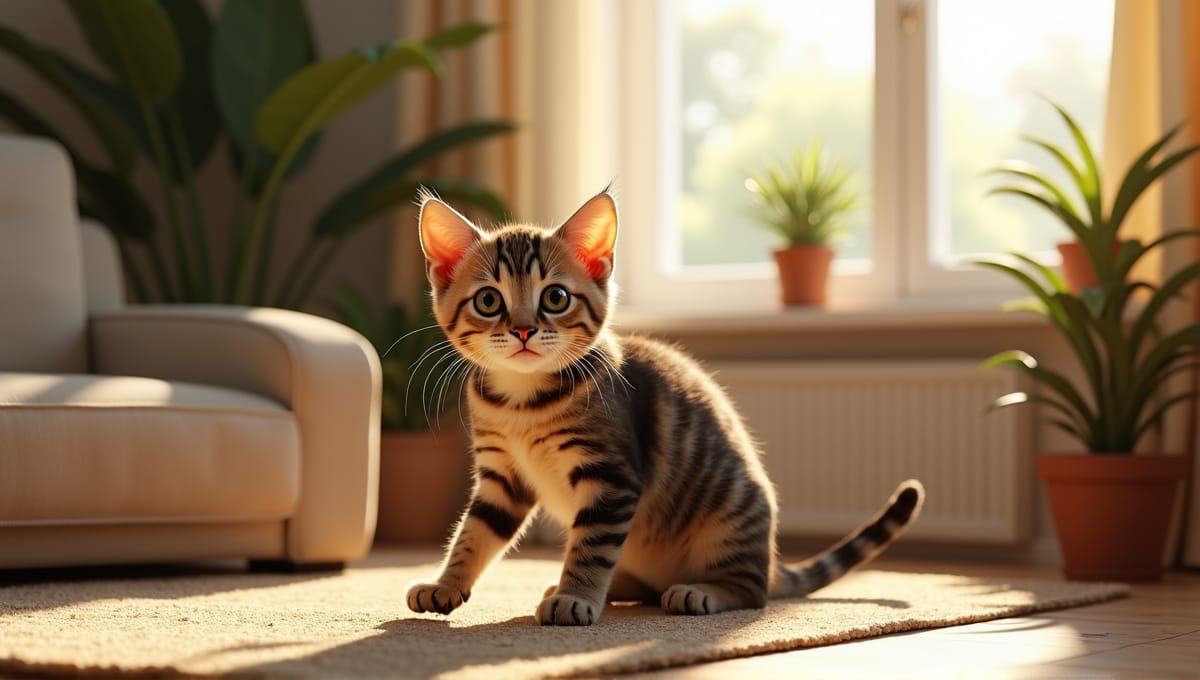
[420,200,479,285]
[580,253,608,280]
[560,194,618,280]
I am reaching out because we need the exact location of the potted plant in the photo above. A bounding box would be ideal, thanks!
[980,101,1200,581]
[336,289,470,545]
[745,140,862,306]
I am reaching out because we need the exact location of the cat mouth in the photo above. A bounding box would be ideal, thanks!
[509,348,541,358]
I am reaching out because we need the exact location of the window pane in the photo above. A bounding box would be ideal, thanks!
[677,0,874,268]
[935,0,1114,262]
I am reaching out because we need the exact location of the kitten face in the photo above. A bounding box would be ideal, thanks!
[418,192,618,377]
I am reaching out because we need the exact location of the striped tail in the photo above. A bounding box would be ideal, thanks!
[771,479,925,598]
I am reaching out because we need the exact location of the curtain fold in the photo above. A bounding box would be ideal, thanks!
[389,0,516,309]
[1102,0,1161,283]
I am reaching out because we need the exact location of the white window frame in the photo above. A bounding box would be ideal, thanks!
[610,0,1043,315]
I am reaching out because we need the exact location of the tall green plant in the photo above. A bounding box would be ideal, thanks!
[979,100,1200,453]
[0,0,513,308]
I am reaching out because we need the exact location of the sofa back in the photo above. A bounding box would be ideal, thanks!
[0,135,88,373]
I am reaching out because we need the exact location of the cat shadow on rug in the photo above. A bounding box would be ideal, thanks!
[236,605,772,679]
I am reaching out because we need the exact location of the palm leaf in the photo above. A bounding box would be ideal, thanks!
[1046,99,1103,230]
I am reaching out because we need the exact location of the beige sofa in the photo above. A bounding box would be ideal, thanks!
[0,134,381,570]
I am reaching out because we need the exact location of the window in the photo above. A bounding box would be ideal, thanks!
[613,0,1114,312]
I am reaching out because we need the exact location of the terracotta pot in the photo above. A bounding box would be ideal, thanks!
[1036,453,1188,581]
[375,429,470,545]
[1056,240,1125,294]
[773,245,835,306]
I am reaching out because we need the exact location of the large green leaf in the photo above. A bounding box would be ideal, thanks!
[987,186,1089,242]
[64,0,181,101]
[0,88,153,241]
[158,0,220,177]
[212,0,319,190]
[1053,293,1110,437]
[1130,261,1200,354]
[55,0,219,183]
[256,39,438,155]
[973,257,1070,330]
[1107,124,1200,237]
[0,25,135,173]
[314,121,514,236]
[1019,135,1089,220]
[986,163,1083,226]
[985,390,1089,444]
[1133,391,1200,449]
[1006,251,1068,295]
[0,87,68,146]
[76,164,156,241]
[981,350,1096,433]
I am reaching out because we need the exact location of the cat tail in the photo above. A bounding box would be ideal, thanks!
[770,479,925,598]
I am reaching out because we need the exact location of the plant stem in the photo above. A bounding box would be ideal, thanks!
[143,237,176,302]
[138,99,193,301]
[251,199,279,306]
[229,139,302,305]
[227,147,260,303]
[114,237,149,303]
[165,106,213,301]
[275,238,318,308]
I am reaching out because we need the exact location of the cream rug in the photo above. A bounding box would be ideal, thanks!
[0,549,1128,679]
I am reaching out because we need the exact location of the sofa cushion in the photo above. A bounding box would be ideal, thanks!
[0,135,89,373]
[0,373,300,526]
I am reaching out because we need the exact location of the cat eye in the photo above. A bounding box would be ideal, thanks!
[540,285,571,313]
[473,287,504,316]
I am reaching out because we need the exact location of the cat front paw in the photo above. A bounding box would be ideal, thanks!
[536,592,600,626]
[407,582,469,615]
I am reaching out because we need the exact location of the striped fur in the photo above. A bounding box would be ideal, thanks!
[407,192,925,626]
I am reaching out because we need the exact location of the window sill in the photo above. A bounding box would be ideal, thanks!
[613,296,1050,335]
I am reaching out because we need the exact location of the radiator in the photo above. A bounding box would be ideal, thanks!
[712,360,1031,545]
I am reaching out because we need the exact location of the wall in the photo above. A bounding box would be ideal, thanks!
[0,0,406,316]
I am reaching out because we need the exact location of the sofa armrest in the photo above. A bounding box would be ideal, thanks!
[90,305,381,564]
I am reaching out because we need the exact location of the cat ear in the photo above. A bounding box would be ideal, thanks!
[418,196,481,286]
[555,192,618,280]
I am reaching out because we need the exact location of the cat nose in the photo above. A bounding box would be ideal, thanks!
[510,327,538,342]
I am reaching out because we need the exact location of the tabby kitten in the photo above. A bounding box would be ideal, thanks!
[407,191,924,626]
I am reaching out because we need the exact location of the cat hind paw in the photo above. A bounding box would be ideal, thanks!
[661,584,713,615]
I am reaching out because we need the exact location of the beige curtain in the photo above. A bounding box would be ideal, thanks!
[1175,0,1200,567]
[1105,0,1200,566]
[390,0,516,310]
[1103,0,1161,281]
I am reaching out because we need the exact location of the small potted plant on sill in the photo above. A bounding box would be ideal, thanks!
[979,101,1200,581]
[336,288,470,545]
[745,140,862,306]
